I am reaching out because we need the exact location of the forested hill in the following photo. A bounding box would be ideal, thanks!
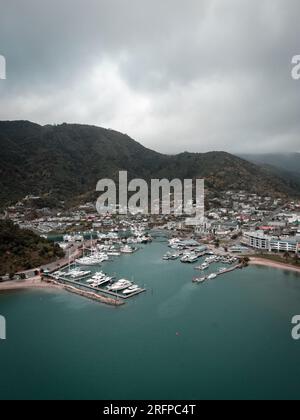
[0,220,64,276]
[0,120,299,207]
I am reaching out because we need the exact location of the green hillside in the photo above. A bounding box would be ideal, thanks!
[0,121,299,208]
[0,220,64,276]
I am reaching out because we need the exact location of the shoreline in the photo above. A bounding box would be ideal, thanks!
[0,276,62,292]
[248,257,300,274]
[0,276,124,306]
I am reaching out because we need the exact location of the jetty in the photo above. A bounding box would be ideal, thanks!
[192,263,244,284]
[44,272,146,303]
[43,276,125,306]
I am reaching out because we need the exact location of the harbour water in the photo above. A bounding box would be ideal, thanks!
[1,239,300,400]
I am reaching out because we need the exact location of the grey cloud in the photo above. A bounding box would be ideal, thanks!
[0,0,300,153]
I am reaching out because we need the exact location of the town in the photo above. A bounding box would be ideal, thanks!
[1,189,299,268]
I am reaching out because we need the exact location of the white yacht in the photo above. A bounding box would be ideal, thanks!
[195,276,206,284]
[123,285,141,295]
[170,253,180,260]
[89,271,105,280]
[90,277,111,287]
[70,270,91,280]
[137,235,151,244]
[76,251,108,266]
[107,279,132,292]
[205,256,216,264]
[96,252,109,261]
[62,268,83,277]
[181,253,198,263]
[168,238,181,247]
[52,270,65,279]
[207,273,217,280]
[107,251,121,256]
[75,256,102,266]
[187,254,198,263]
[163,252,172,260]
[86,278,95,284]
[180,254,190,263]
[127,237,138,244]
[120,245,136,254]
[63,234,74,242]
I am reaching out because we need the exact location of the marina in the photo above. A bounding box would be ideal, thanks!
[42,230,150,303]
[1,239,300,400]
[43,232,248,303]
[46,238,147,301]
[45,273,146,300]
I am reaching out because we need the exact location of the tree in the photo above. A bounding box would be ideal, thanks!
[240,256,250,267]
[214,239,220,248]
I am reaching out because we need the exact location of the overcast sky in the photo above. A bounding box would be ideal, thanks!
[0,0,299,154]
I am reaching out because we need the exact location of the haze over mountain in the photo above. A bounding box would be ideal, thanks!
[241,153,300,192]
[241,153,300,175]
[0,121,299,208]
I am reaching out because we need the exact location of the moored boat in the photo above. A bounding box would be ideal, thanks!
[107,279,133,291]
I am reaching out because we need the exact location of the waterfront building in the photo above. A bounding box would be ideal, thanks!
[243,231,299,253]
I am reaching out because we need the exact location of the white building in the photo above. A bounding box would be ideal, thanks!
[243,231,270,250]
[269,239,298,253]
[243,231,299,253]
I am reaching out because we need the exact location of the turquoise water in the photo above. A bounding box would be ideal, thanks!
[1,240,300,400]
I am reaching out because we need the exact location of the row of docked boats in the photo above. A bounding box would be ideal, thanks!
[52,268,143,296]
[120,245,138,254]
[52,268,92,280]
[106,279,142,295]
[163,251,200,263]
[163,252,180,261]
[205,255,238,265]
[63,234,84,242]
[194,255,238,271]
[194,273,218,283]
[195,262,210,271]
[127,235,152,244]
[75,252,109,266]
[85,271,143,295]
[75,245,138,267]
[97,244,121,256]
[193,266,230,284]
[180,252,199,263]
[86,271,115,287]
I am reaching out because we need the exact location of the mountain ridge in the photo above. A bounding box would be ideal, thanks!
[0,120,299,207]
